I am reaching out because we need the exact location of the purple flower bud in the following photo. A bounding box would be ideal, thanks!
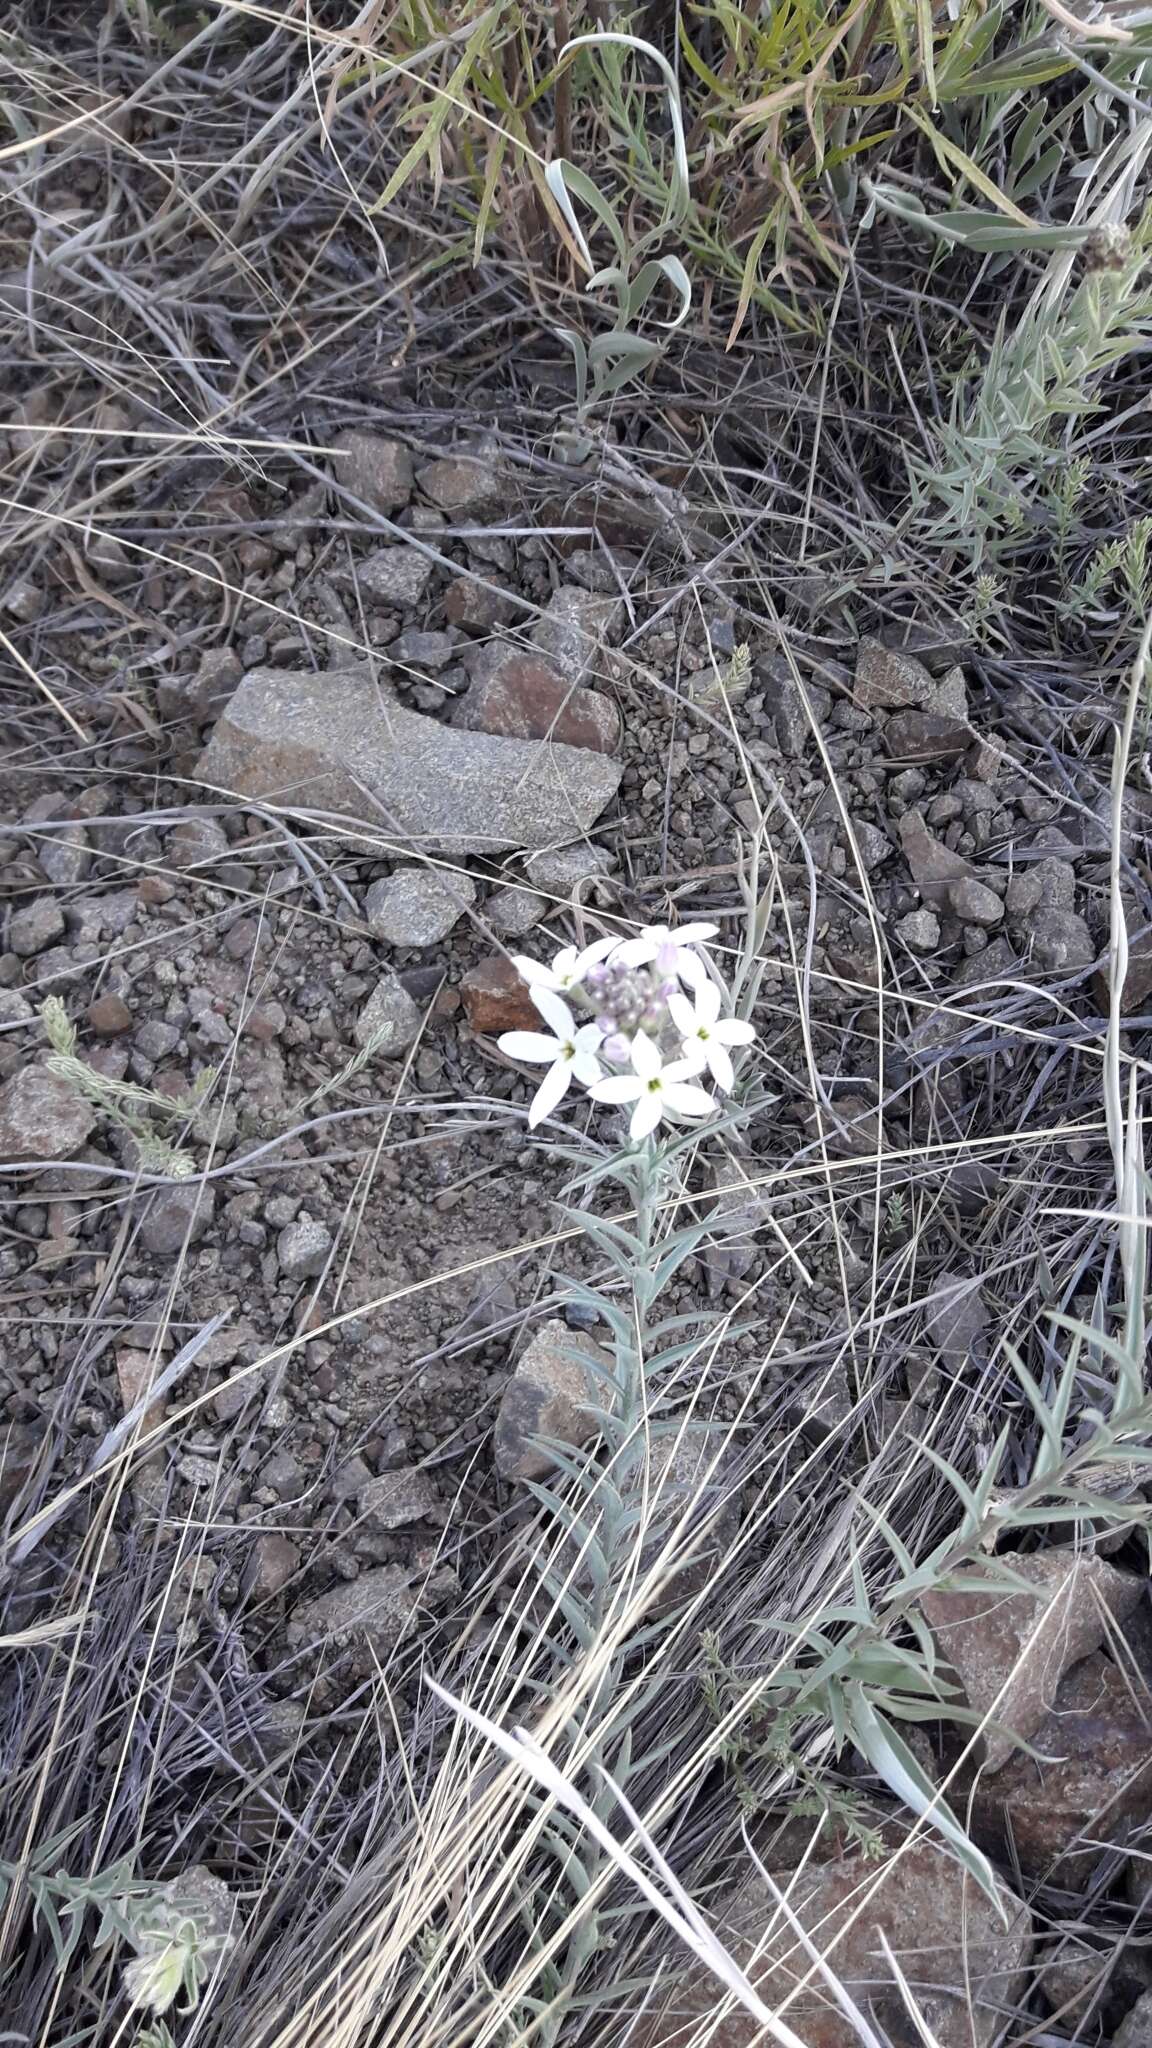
[602,1034,630,1064]
[660,977,678,999]
[655,939,677,975]
[595,1013,615,1036]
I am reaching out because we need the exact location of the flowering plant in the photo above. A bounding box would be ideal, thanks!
[500,922,756,1134]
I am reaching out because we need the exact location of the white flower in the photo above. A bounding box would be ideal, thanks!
[589,1030,716,1141]
[668,981,756,1093]
[611,921,718,991]
[512,937,619,997]
[498,988,603,1128]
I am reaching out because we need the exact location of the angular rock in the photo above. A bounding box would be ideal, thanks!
[885,712,969,762]
[1022,906,1095,974]
[487,884,546,937]
[524,842,615,892]
[417,454,501,516]
[851,819,892,872]
[924,1550,1142,1773]
[38,824,91,887]
[635,1827,1031,2048]
[354,972,422,1052]
[9,898,65,956]
[926,665,969,718]
[0,1067,95,1162]
[896,908,939,953]
[250,1530,300,1599]
[970,1653,1152,1881]
[1118,1990,1152,2048]
[948,877,1003,928]
[287,1565,417,1655]
[460,956,539,1033]
[277,1216,332,1281]
[1039,1935,1152,2031]
[364,867,475,946]
[458,648,620,754]
[358,1466,442,1532]
[924,1269,989,1370]
[444,577,515,634]
[166,813,230,870]
[1005,858,1076,918]
[494,1320,609,1482]
[391,628,455,671]
[529,587,622,685]
[196,666,621,855]
[357,547,433,607]
[331,429,414,515]
[138,1181,216,1256]
[854,637,937,710]
[899,810,975,902]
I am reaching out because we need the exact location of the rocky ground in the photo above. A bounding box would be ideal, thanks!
[4,411,1152,2043]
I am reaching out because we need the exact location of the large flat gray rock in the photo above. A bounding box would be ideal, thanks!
[195,666,621,855]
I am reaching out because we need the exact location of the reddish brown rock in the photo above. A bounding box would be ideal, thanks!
[921,1549,1142,1771]
[970,1653,1152,1882]
[855,637,937,710]
[457,649,620,755]
[87,994,132,1035]
[444,577,515,634]
[634,1827,1031,2048]
[459,956,538,1034]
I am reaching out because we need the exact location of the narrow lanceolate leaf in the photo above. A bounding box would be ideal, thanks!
[846,1688,1007,1921]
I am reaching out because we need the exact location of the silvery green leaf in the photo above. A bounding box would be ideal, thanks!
[626,255,692,331]
[544,158,626,269]
[559,33,690,221]
[846,1686,1006,1920]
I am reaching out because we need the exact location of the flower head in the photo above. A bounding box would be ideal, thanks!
[512,937,619,998]
[611,922,718,992]
[668,981,755,1094]
[589,1031,715,1142]
[498,988,603,1128]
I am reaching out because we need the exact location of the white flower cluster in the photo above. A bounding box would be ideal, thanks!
[499,922,755,1139]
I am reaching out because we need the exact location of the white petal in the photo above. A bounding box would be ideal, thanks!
[513,956,557,989]
[551,946,579,979]
[693,980,722,1025]
[666,991,698,1037]
[677,923,719,945]
[630,1030,663,1080]
[527,1058,571,1128]
[573,1021,604,1052]
[531,987,575,1038]
[630,1090,665,1140]
[590,1075,643,1104]
[661,1056,708,1085]
[677,1039,709,1075]
[716,1018,756,1046]
[677,949,708,991]
[500,1031,563,1063]
[664,1082,716,1118]
[570,1047,603,1087]
[708,1041,735,1093]
[612,935,655,967]
[574,936,620,976]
